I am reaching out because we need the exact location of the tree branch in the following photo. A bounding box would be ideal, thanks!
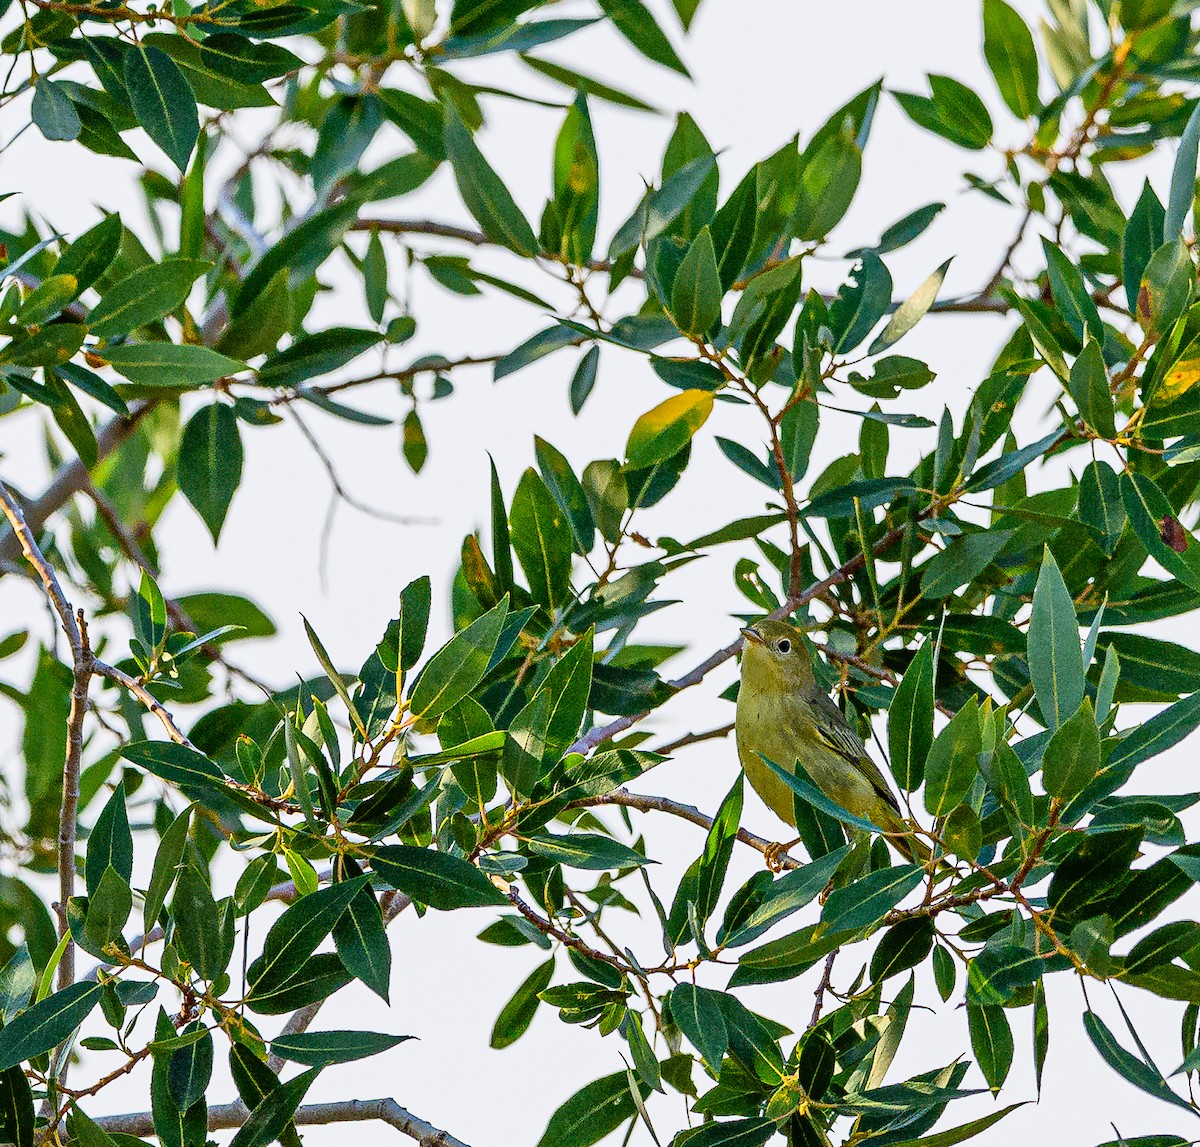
[94,1097,470,1147]
[570,789,800,871]
[92,661,196,749]
[0,402,152,571]
[0,478,93,988]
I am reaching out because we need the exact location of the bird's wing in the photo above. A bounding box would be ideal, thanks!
[808,687,903,816]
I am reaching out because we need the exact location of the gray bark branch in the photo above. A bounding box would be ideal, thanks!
[94,1097,470,1147]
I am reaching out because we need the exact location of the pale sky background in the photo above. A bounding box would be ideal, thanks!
[4,1,1200,1144]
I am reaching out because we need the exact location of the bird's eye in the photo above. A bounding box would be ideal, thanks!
[777,638,791,654]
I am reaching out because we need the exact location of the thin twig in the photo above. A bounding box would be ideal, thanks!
[571,789,801,871]
[92,661,196,749]
[810,950,839,1029]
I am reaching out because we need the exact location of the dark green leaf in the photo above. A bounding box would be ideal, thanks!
[124,45,198,170]
[1028,547,1084,730]
[178,402,242,544]
[444,108,537,256]
[510,470,573,609]
[408,597,508,718]
[822,865,922,932]
[923,698,981,817]
[0,983,102,1071]
[87,258,209,338]
[270,1030,411,1066]
[490,958,554,1049]
[982,0,1040,118]
[368,844,507,909]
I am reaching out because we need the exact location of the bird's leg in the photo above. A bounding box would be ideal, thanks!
[763,837,803,872]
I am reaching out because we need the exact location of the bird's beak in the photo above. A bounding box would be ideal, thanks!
[740,626,764,645]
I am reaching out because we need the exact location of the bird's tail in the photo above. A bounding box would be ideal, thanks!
[885,825,931,865]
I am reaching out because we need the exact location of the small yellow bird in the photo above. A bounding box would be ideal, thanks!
[735,619,928,865]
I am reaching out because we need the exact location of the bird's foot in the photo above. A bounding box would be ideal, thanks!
[763,837,802,872]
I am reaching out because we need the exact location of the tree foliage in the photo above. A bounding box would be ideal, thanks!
[3,0,1200,1145]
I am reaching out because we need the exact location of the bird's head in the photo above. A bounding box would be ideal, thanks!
[739,619,816,693]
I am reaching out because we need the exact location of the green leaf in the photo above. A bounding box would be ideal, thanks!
[671,226,722,335]
[408,596,508,718]
[1042,698,1100,801]
[626,390,713,468]
[670,983,728,1069]
[168,1024,213,1111]
[692,774,743,932]
[1138,239,1193,335]
[144,808,191,933]
[1070,335,1113,439]
[1079,460,1126,554]
[83,866,132,954]
[32,79,81,141]
[124,45,198,170]
[510,470,574,610]
[1084,1009,1194,1114]
[368,844,507,909]
[87,258,209,338]
[0,982,102,1071]
[920,529,1013,600]
[270,1030,411,1066]
[172,862,222,979]
[121,741,229,807]
[893,76,992,150]
[1123,181,1165,313]
[1028,547,1085,730]
[1167,100,1200,239]
[229,1068,319,1147]
[525,833,649,870]
[535,1070,642,1147]
[55,214,122,296]
[443,107,537,256]
[535,438,595,557]
[721,847,850,948]
[549,92,599,264]
[1121,471,1200,592]
[86,780,132,897]
[490,958,554,1049]
[923,698,982,817]
[871,918,935,982]
[257,327,382,388]
[682,1119,775,1146]
[1126,921,1200,980]
[332,883,391,1001]
[100,343,245,387]
[869,258,951,354]
[967,1002,1013,1093]
[982,0,1040,118]
[246,880,367,1007]
[569,345,600,414]
[822,865,923,932]
[178,402,243,544]
[598,0,689,76]
[1044,241,1102,343]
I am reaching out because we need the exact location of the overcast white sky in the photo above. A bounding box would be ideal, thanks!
[4,1,1200,1144]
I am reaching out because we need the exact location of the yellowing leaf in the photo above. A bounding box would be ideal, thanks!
[1157,358,1200,404]
[625,390,714,468]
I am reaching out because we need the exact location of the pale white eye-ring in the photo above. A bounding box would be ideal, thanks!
[777,638,791,654]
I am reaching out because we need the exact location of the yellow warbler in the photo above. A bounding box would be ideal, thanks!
[735,619,928,864]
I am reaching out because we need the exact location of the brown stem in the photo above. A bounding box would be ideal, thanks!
[59,611,93,990]
[810,950,839,1029]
